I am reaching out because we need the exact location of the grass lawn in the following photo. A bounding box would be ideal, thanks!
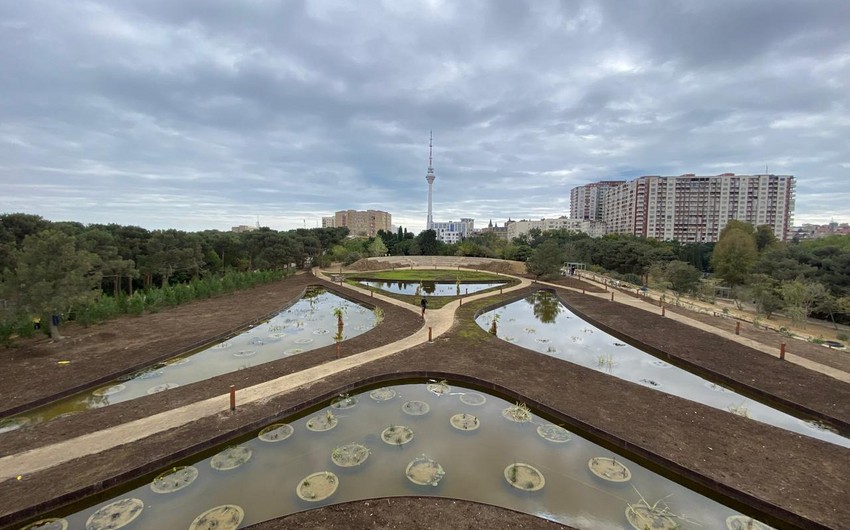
[329,269,519,309]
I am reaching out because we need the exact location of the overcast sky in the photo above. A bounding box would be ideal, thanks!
[1,1,848,234]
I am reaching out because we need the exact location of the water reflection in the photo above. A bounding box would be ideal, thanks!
[39,382,772,530]
[357,280,506,296]
[2,288,376,432]
[476,291,849,448]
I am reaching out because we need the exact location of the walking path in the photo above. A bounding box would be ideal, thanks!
[540,276,850,383]
[0,270,530,481]
[3,267,847,482]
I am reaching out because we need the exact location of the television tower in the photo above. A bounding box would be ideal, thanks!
[425,131,436,230]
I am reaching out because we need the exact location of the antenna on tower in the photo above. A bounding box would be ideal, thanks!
[428,130,433,169]
[256,216,260,229]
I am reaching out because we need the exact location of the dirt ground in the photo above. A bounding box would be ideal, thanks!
[1,273,849,529]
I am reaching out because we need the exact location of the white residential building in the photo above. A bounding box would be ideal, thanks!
[432,218,474,244]
[506,217,606,240]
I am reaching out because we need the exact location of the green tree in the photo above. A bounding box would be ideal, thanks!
[415,229,439,256]
[1,230,101,339]
[664,260,702,295]
[525,239,563,279]
[781,279,827,328]
[711,225,757,287]
[755,225,779,252]
[368,237,388,257]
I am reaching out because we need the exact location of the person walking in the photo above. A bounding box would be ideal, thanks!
[420,296,428,317]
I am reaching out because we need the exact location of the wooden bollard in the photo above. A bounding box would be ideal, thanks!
[428,326,432,342]
[659,299,663,307]
[582,288,585,294]
[500,288,503,294]
[735,322,740,335]
[661,306,666,317]
[229,385,236,411]
[780,342,786,360]
[370,290,373,297]
[459,297,463,306]
[610,292,614,301]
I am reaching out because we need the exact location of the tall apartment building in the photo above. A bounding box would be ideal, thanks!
[331,210,392,238]
[506,217,607,240]
[569,181,625,221]
[431,218,474,244]
[575,174,795,242]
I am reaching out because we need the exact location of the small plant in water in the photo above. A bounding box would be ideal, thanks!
[596,354,616,372]
[373,306,384,325]
[728,403,751,418]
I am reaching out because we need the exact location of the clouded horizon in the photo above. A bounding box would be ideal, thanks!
[2,1,848,234]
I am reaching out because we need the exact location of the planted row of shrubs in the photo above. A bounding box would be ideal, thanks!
[0,269,291,345]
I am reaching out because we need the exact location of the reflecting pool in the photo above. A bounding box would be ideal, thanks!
[28,382,774,530]
[357,280,506,296]
[475,291,849,448]
[1,288,376,433]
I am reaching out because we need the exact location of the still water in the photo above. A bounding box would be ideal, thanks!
[357,280,506,296]
[0,288,376,433]
[29,382,773,530]
[475,291,849,448]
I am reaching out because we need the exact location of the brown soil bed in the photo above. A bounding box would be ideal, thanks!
[1,282,849,530]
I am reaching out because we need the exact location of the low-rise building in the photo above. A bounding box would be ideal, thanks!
[332,210,392,238]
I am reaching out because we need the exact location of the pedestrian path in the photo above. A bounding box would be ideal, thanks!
[538,277,850,383]
[0,270,530,481]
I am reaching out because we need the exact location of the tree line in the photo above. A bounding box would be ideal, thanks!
[0,213,351,342]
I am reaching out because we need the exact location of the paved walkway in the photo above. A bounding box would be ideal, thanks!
[0,270,530,481]
[3,268,847,481]
[540,277,850,383]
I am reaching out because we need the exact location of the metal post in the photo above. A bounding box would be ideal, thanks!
[229,385,236,411]
[780,342,786,360]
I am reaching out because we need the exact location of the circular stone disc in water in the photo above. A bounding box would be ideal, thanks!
[504,463,545,491]
[625,504,678,530]
[267,333,286,340]
[638,378,662,388]
[726,515,776,530]
[306,413,338,432]
[331,443,370,467]
[232,350,256,358]
[406,455,445,486]
[649,359,671,368]
[704,381,731,393]
[402,400,430,416]
[150,465,199,494]
[189,505,244,530]
[537,424,572,443]
[426,381,451,396]
[210,446,252,471]
[312,329,329,335]
[294,337,314,344]
[501,405,532,423]
[354,325,370,331]
[799,419,839,434]
[381,425,414,446]
[296,471,339,502]
[330,395,358,410]
[369,387,396,401]
[146,382,179,395]
[92,384,126,397]
[0,416,31,434]
[212,341,233,349]
[450,413,480,431]
[85,498,144,530]
[133,368,163,380]
[459,393,486,406]
[258,423,294,442]
[284,348,304,355]
[588,457,631,482]
[21,518,68,530]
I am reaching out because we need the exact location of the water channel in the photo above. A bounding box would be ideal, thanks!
[475,290,848,448]
[23,381,775,530]
[0,288,377,434]
[357,280,507,296]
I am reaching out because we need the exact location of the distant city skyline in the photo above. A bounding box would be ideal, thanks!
[2,2,849,234]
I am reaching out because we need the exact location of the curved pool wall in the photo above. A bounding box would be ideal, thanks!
[0,288,377,433]
[28,381,774,530]
[357,280,507,296]
[475,291,849,448]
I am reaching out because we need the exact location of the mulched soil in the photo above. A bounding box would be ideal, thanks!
[1,275,849,530]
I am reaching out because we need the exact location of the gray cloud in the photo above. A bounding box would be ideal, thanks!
[1,0,848,233]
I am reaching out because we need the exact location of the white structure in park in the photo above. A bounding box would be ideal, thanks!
[506,217,606,240]
[432,218,475,244]
[425,132,436,231]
